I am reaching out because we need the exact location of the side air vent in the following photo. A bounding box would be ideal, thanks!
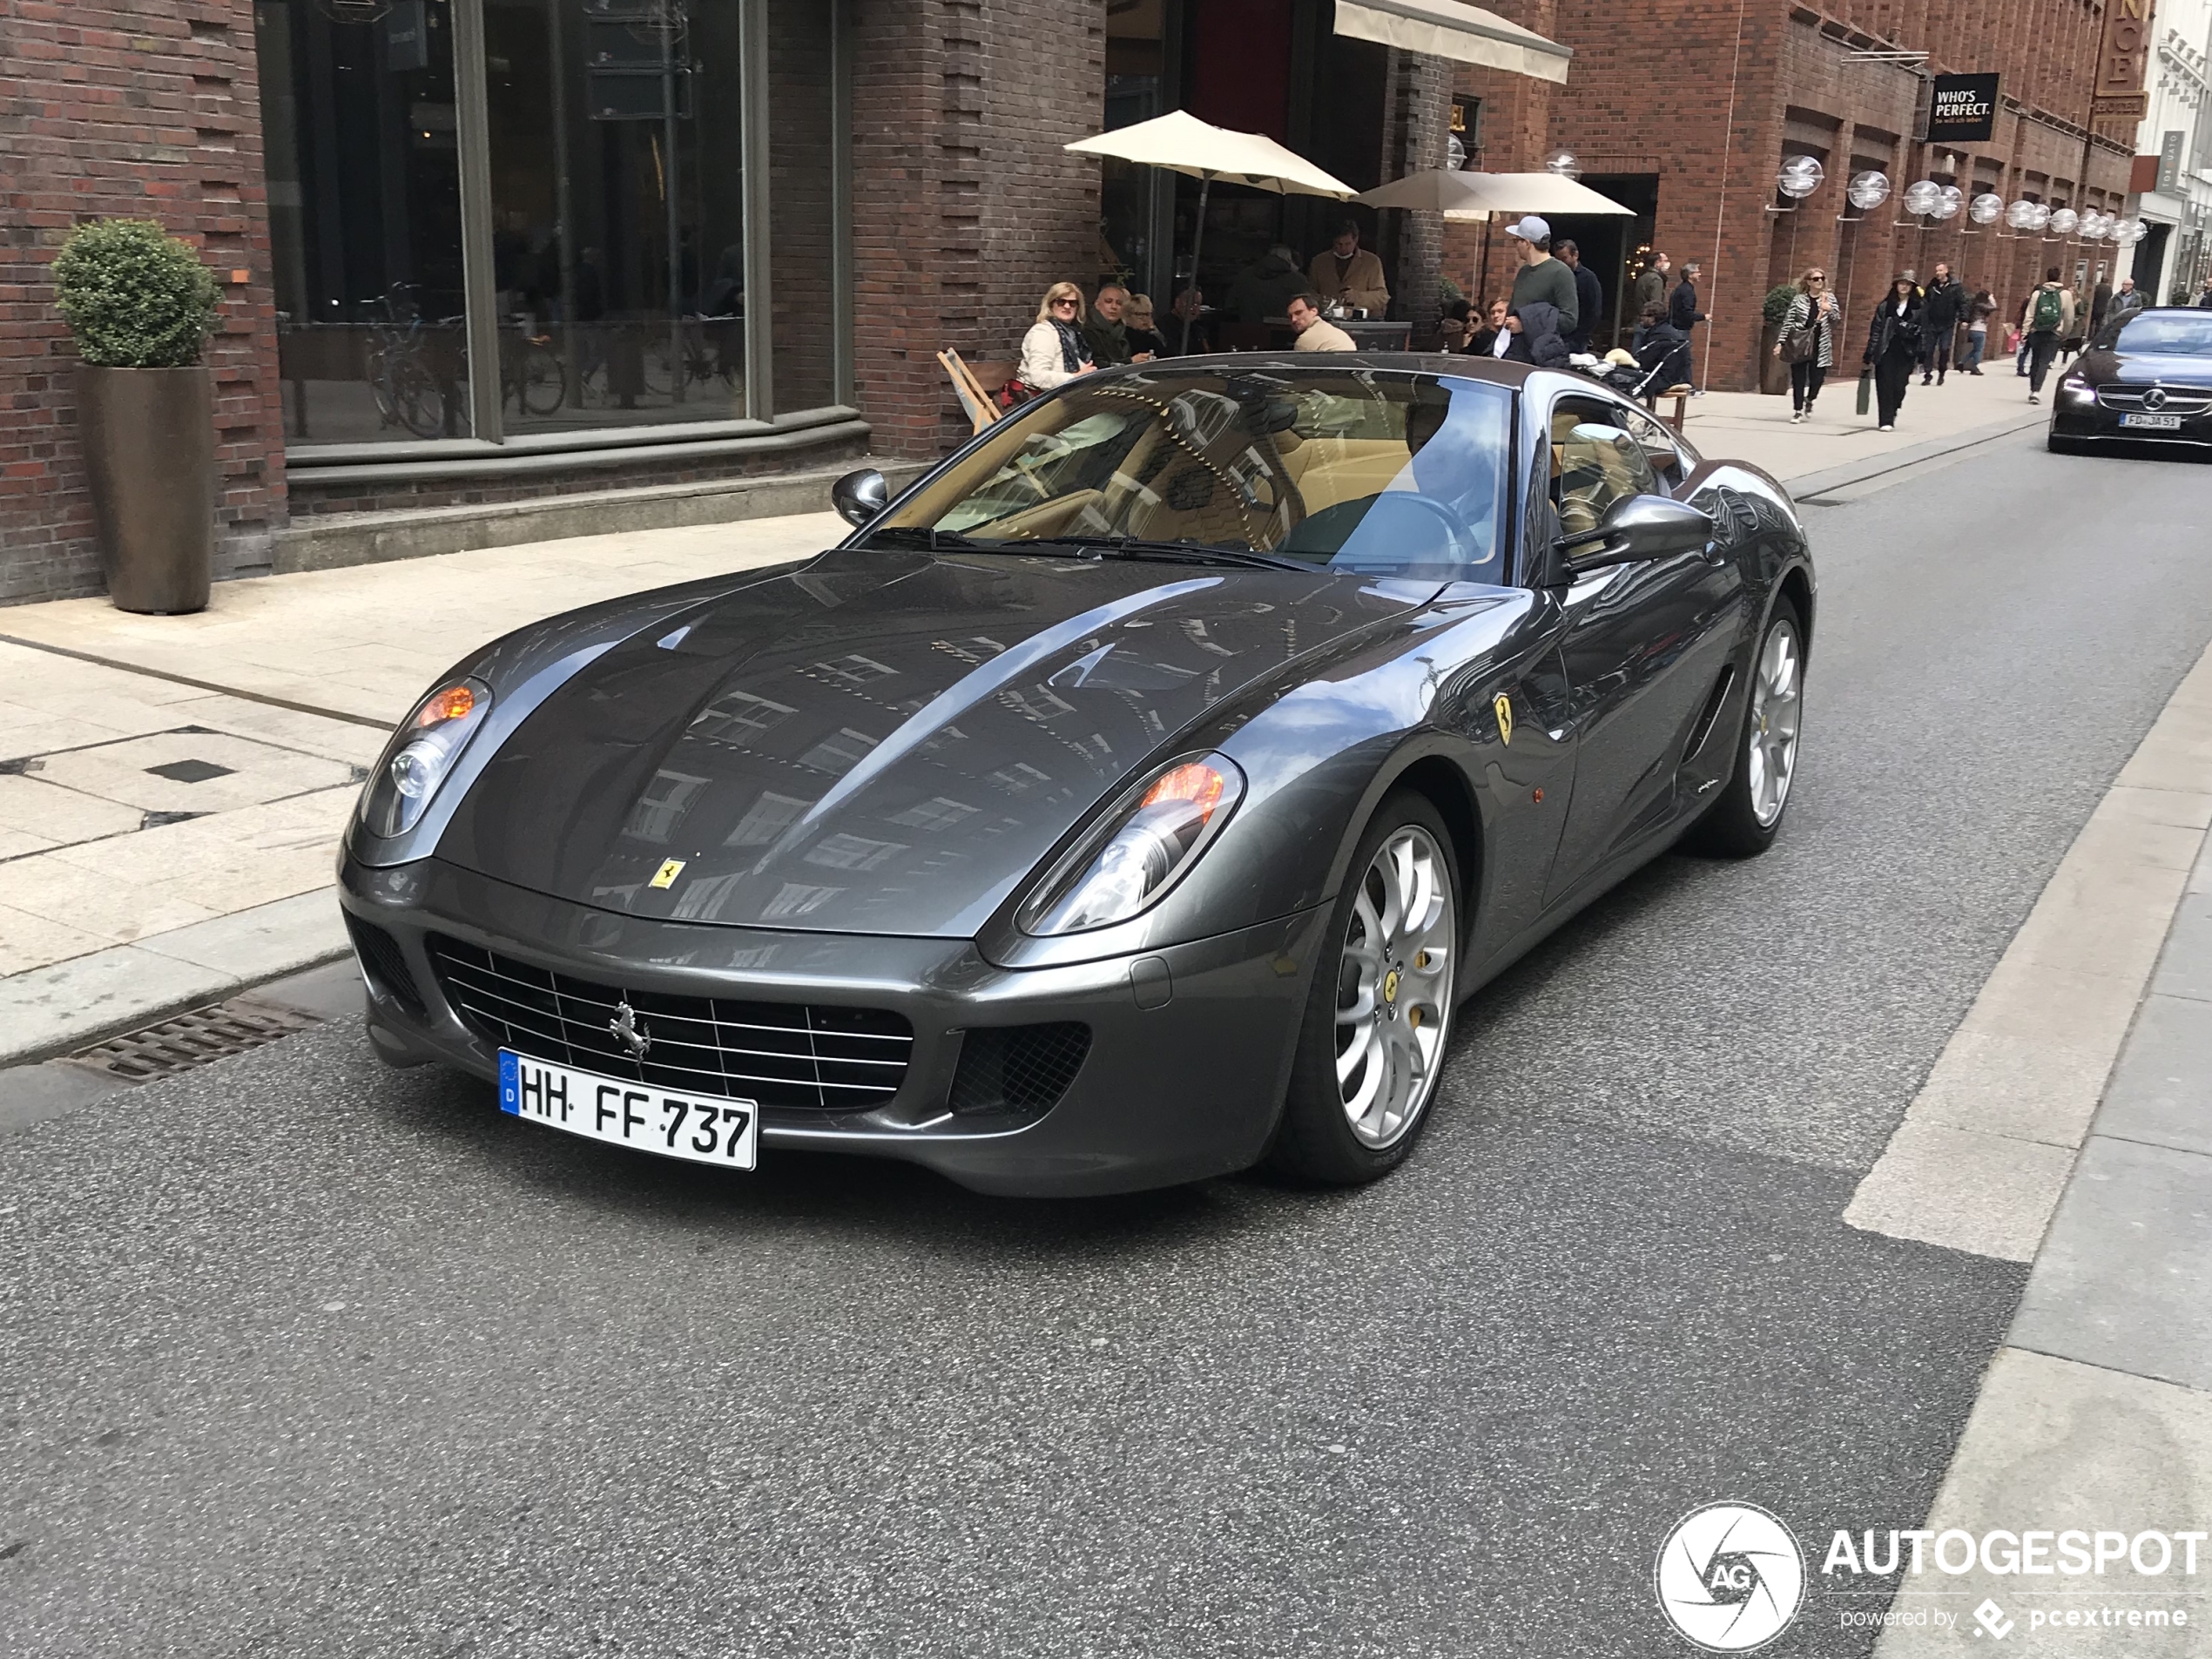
[948,1023,1092,1117]
[346,914,425,1017]
[1683,665,1737,763]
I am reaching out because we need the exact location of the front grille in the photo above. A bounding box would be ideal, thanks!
[347,914,425,1017]
[427,935,912,1113]
[2097,385,2212,415]
[948,1022,1092,1116]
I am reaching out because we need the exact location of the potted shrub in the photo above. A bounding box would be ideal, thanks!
[51,219,223,613]
[1759,283,1798,395]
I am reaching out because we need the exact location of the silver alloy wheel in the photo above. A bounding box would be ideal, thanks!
[1747,617,1804,828]
[1334,824,1456,1149]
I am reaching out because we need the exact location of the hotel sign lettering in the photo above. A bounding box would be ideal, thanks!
[2091,0,2156,134]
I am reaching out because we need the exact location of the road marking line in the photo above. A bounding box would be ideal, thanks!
[1845,639,2212,1261]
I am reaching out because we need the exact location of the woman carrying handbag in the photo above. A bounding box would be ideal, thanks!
[1863,274,1923,431]
[1772,267,1839,422]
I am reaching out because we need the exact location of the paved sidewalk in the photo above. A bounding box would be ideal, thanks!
[1862,645,2212,1654]
[0,374,2044,1066]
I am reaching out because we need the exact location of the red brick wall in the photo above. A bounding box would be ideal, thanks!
[849,0,1105,462]
[1442,0,2133,391]
[0,0,285,604]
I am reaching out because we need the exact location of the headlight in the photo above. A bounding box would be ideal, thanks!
[359,678,493,837]
[2060,379,2097,403]
[1021,753,1244,935]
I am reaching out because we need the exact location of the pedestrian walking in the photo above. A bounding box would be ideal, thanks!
[2108,276,2147,325]
[1504,216,1579,336]
[1961,288,1995,374]
[1633,253,1670,322]
[2020,266,2071,404]
[1016,281,1096,394]
[2089,276,2112,337]
[1919,263,1964,384]
[1669,261,1706,388]
[2196,279,2212,308]
[2057,276,2085,365]
[1773,267,1839,421]
[1863,274,1922,430]
[1556,239,1604,353]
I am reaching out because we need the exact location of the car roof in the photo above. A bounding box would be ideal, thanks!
[1091,352,1541,390]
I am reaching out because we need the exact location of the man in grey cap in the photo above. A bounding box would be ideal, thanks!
[1503,215,1578,341]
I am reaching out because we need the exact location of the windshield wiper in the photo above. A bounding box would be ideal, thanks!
[863,525,1095,556]
[1043,535,1314,573]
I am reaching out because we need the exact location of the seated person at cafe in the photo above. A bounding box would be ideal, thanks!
[1306,219,1390,316]
[1287,292,1356,352]
[1467,296,1510,356]
[1084,282,1143,366]
[1228,246,1309,324]
[1124,293,1170,360]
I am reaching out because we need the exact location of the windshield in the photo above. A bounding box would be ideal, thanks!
[870,368,1516,582]
[2103,312,2212,355]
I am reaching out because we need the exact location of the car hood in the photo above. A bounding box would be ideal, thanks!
[2074,347,2212,388]
[437,548,1433,935]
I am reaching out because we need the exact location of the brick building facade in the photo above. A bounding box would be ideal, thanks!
[1445,0,2137,390]
[2,0,2146,607]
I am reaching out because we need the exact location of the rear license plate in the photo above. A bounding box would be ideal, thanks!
[2121,412,2183,430]
[499,1050,758,1170]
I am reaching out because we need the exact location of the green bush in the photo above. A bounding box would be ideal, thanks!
[1763,283,1800,327]
[51,219,221,368]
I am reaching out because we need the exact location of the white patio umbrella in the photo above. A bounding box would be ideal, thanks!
[1066,110,1358,352]
[1359,169,1635,219]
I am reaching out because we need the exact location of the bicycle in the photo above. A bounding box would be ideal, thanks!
[362,284,448,439]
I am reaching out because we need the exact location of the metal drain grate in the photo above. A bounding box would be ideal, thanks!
[64,997,323,1084]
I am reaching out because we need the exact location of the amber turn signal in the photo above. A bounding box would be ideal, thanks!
[415,684,477,727]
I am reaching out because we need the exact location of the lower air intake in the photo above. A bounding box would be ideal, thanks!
[346,914,425,1016]
[948,1022,1092,1116]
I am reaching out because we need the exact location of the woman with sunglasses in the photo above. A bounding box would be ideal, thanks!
[1863,274,1924,431]
[1016,281,1096,396]
[1773,268,1839,422]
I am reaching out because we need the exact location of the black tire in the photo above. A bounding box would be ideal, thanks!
[1264,789,1461,1186]
[1686,596,1805,858]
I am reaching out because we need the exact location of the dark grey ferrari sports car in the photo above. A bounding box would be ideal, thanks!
[339,355,1813,1196]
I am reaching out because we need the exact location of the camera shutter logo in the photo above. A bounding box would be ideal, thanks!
[1655,1502,1806,1651]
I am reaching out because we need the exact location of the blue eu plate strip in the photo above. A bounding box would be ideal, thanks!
[498,1050,520,1116]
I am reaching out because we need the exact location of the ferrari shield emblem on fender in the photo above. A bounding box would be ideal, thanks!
[1494,692,1514,746]
[650,858,685,890]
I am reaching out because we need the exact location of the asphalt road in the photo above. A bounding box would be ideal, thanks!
[5,428,2211,1657]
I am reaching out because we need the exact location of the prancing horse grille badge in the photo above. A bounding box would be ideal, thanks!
[609,998,651,1058]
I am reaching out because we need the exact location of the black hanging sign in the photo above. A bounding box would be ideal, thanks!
[1928,73,2000,144]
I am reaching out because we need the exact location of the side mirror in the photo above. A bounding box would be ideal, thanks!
[831,468,890,528]
[1552,494,1712,579]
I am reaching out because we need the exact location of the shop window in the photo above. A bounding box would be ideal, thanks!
[256,0,848,453]
[257,0,473,442]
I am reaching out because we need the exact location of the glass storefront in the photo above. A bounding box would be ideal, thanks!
[255,0,846,449]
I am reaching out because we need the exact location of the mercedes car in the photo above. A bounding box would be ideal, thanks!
[338,356,1814,1197]
[2048,306,2212,454]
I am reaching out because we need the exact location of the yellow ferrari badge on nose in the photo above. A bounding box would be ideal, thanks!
[650,859,685,890]
[1494,692,1514,746]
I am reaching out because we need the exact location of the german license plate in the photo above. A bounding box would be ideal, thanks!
[2121,412,2183,430]
[499,1050,758,1170]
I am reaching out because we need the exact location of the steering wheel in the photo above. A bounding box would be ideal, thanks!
[1320,491,1478,568]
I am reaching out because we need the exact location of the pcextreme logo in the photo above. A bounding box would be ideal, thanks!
[1656,1502,1808,1651]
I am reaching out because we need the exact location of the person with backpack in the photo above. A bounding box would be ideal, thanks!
[2020,266,2072,404]
[1863,274,1923,430]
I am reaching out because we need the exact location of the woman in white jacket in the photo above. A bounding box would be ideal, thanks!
[1018,282,1095,394]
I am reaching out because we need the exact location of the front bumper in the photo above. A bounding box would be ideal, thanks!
[338,857,1327,1197]
[2050,399,2212,448]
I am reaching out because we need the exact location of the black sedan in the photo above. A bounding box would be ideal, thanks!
[2048,306,2212,453]
[339,357,1814,1196]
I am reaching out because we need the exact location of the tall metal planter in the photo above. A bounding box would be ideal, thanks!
[77,365,213,614]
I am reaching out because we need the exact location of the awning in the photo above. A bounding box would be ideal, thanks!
[1360,170,1633,219]
[1332,0,1572,84]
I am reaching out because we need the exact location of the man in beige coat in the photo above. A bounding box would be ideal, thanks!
[1288,293,1356,351]
[1306,220,1390,316]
